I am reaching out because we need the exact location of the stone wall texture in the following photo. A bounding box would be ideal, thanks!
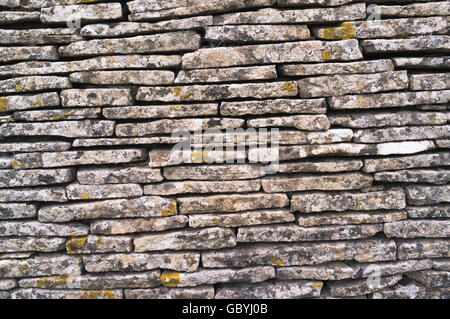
[0,0,449,299]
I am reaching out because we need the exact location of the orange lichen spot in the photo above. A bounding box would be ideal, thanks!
[190,150,207,163]
[32,98,45,108]
[211,217,220,225]
[96,236,105,246]
[36,274,69,288]
[81,192,90,199]
[169,104,183,110]
[269,254,284,267]
[103,290,115,299]
[161,201,177,216]
[15,84,21,91]
[181,92,190,99]
[11,159,26,169]
[322,49,332,60]
[312,282,323,288]
[170,87,182,97]
[81,290,113,299]
[283,81,295,92]
[160,271,181,287]
[321,22,355,40]
[66,236,89,254]
[0,97,8,112]
[290,198,296,203]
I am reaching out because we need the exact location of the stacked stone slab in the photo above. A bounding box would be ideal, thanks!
[0,0,448,299]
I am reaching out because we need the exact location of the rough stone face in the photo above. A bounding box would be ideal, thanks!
[296,211,407,227]
[144,180,261,195]
[433,259,450,271]
[77,167,163,185]
[291,190,406,213]
[397,239,450,260]
[182,40,362,69]
[0,204,36,220]
[349,259,433,278]
[83,252,200,273]
[363,153,450,173]
[61,89,132,107]
[0,237,66,253]
[0,76,71,94]
[406,270,450,288]
[65,235,133,255]
[0,278,17,290]
[0,28,82,44]
[0,11,40,24]
[13,108,102,122]
[40,3,123,24]
[410,73,450,91]
[368,2,450,18]
[59,31,201,57]
[11,288,122,299]
[125,286,214,299]
[277,262,355,281]
[328,274,402,297]
[361,36,450,53]
[175,65,277,83]
[134,227,236,252]
[374,169,450,185]
[104,104,218,119]
[38,196,177,222]
[66,183,143,200]
[393,57,449,69]
[406,185,450,205]
[247,115,330,131]
[406,206,450,219]
[371,279,441,299]
[0,187,67,203]
[0,169,75,188]
[0,46,58,63]
[354,125,449,143]
[163,164,266,180]
[70,71,175,85]
[384,220,450,238]
[215,280,322,299]
[273,159,363,173]
[0,221,88,237]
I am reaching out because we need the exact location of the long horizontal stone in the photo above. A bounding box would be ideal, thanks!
[77,167,163,185]
[0,255,82,278]
[65,235,132,254]
[397,239,450,260]
[406,185,449,205]
[0,187,67,203]
[0,76,71,94]
[297,71,409,98]
[0,28,82,44]
[0,203,36,220]
[12,149,144,169]
[175,65,277,83]
[0,237,66,253]
[116,118,244,136]
[275,129,353,145]
[0,278,17,290]
[38,196,177,222]
[66,183,143,200]
[134,227,236,252]
[160,266,274,287]
[178,193,289,214]
[215,280,322,299]
[374,169,450,185]
[125,286,214,299]
[182,39,362,69]
[0,168,74,188]
[59,31,200,57]
[433,259,450,271]
[237,224,383,242]
[0,252,33,260]
[11,289,122,299]
[296,211,407,227]
[70,70,175,85]
[362,36,450,53]
[202,239,397,268]
[103,103,218,119]
[247,115,330,131]
[393,57,450,69]
[280,59,394,76]
[213,3,366,24]
[272,159,363,173]
[329,111,447,128]
[0,92,61,114]
[0,221,88,237]
[384,220,450,238]
[278,0,353,6]
[0,46,58,63]
[328,90,450,109]
[348,259,433,279]
[136,82,298,102]
[40,3,123,24]
[13,108,101,122]
[368,1,450,18]
[329,274,402,297]
[0,11,40,23]
[277,262,355,281]
[291,190,406,213]
[83,252,200,273]
[18,271,160,289]
[406,205,450,219]
[261,172,373,192]
[188,209,295,228]
[406,270,450,288]
[90,215,188,235]
[363,153,450,172]
[354,125,450,143]
[18,0,103,9]
[144,180,261,195]
[61,89,132,107]
[149,148,247,167]
[410,73,450,91]
[164,164,266,180]
[221,98,327,116]
[81,16,213,37]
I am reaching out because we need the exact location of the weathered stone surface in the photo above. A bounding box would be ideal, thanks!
[70,71,175,85]
[0,187,67,203]
[261,172,372,192]
[371,279,442,299]
[41,3,122,24]
[81,16,213,37]
[125,286,214,299]
[375,169,450,185]
[160,266,274,287]
[182,39,362,69]
[277,262,355,281]
[134,227,236,252]
[0,253,33,260]
[221,98,327,115]
[278,0,352,6]
[0,279,17,290]
[280,59,394,76]
[65,235,132,254]
[0,169,74,188]
[329,111,447,128]
[104,103,218,119]
[406,185,450,205]
[91,215,188,235]
[296,211,407,227]
[362,36,450,53]
[273,159,363,173]
[291,190,406,213]
[17,0,103,9]
[298,71,409,98]
[202,239,397,268]
[0,237,66,253]
[407,206,450,219]
[0,255,82,278]
[368,1,450,18]
[398,239,450,260]
[406,270,450,288]
[18,271,160,289]
[213,3,365,24]
[83,252,200,273]
[0,11,40,23]
[59,31,201,57]
[393,57,449,69]
[38,196,176,222]
[12,149,144,169]
[0,76,71,94]
[164,164,266,180]
[247,115,330,131]
[349,259,432,278]
[328,90,450,109]
[354,125,450,143]
[215,280,322,299]
[189,209,295,228]
[13,108,101,122]
[384,220,450,238]
[237,224,383,242]
[11,288,122,299]
[363,153,450,173]
[276,129,354,145]
[66,183,143,200]
[0,204,36,220]
[433,259,450,271]
[179,193,289,214]
[61,89,132,107]
[0,221,88,237]
[144,180,261,195]
[410,73,450,91]
[0,28,82,44]
[329,274,402,297]
[437,139,450,148]
[77,167,162,185]
[0,46,58,63]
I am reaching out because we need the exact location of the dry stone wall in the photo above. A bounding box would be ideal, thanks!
[0,0,449,299]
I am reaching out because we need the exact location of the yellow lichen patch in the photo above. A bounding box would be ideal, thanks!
[32,98,45,108]
[80,290,114,299]
[290,198,296,203]
[211,217,220,225]
[269,254,284,267]
[81,192,90,199]
[15,84,21,91]
[181,92,190,99]
[160,271,181,287]
[36,274,69,288]
[322,49,332,60]
[103,290,115,299]
[283,81,295,92]
[169,87,182,97]
[190,150,207,163]
[66,236,89,254]
[11,159,26,169]
[169,104,183,110]
[161,201,177,216]
[312,282,323,288]
[17,263,29,272]
[0,97,8,112]
[321,22,355,40]
[52,114,59,120]
[96,236,105,246]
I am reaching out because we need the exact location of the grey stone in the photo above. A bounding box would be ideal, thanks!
[0,46,58,63]
[175,65,277,83]
[393,57,449,69]
[163,164,266,180]
[410,73,450,91]
[103,103,218,119]
[125,286,214,299]
[354,125,450,143]
[363,153,450,172]
[61,89,133,107]
[406,185,450,205]
[0,28,82,44]
[0,237,66,253]
[69,70,175,85]
[374,169,450,185]
[13,108,101,122]
[77,167,163,185]
[398,239,450,260]
[65,235,132,254]
[406,205,450,219]
[66,183,143,200]
[0,76,71,94]
[406,270,450,288]
[144,180,261,195]
[362,36,450,53]
[368,1,450,18]
[296,211,407,227]
[247,114,330,130]
[11,288,122,299]
[0,187,67,203]
[0,204,36,220]
[329,274,402,297]
[0,11,40,24]
[40,3,122,24]
[277,262,355,281]
[384,220,450,238]
[0,279,17,290]
[0,221,88,237]
[0,169,74,188]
